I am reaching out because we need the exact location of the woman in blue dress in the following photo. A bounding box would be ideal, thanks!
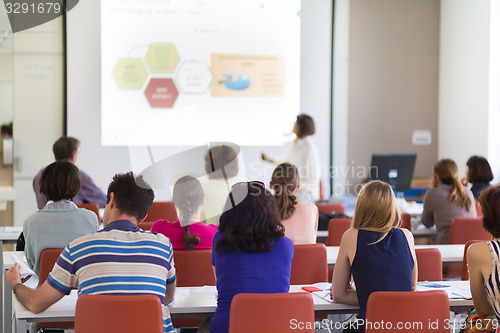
[198,181,294,333]
[331,180,417,332]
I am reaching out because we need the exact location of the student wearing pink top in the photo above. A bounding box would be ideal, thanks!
[270,163,318,244]
[151,176,217,249]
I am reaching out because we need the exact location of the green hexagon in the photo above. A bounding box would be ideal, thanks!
[145,43,180,74]
[112,58,148,89]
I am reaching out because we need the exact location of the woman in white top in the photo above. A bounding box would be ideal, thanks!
[262,114,320,201]
[270,163,318,244]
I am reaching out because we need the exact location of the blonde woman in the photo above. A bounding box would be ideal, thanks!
[422,158,476,244]
[331,180,417,333]
[270,163,318,244]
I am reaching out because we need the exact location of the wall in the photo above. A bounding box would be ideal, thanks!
[439,0,490,177]
[344,0,440,193]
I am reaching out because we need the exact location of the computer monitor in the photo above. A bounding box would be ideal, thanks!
[369,153,417,192]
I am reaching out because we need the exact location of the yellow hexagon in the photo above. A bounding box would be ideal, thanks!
[112,58,148,89]
[145,43,180,74]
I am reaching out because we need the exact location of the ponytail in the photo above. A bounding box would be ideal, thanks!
[434,159,472,211]
[449,177,472,211]
[182,225,200,250]
[271,163,299,220]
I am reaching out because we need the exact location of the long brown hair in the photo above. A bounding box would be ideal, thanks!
[433,159,472,211]
[173,176,204,250]
[271,163,299,220]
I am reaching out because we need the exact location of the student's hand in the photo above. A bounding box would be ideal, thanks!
[261,153,273,163]
[461,177,469,187]
[6,263,22,288]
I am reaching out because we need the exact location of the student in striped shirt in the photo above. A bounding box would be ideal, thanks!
[6,172,177,333]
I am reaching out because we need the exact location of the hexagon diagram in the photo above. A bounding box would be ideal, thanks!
[175,61,213,94]
[112,58,148,89]
[145,43,180,74]
[144,78,179,108]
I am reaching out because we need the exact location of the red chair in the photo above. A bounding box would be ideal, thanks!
[38,248,64,287]
[461,239,485,280]
[415,248,442,281]
[365,290,450,332]
[449,217,491,244]
[138,221,155,231]
[172,249,215,328]
[315,202,345,215]
[400,212,411,230]
[229,292,315,333]
[290,243,328,284]
[326,218,352,246]
[38,248,71,329]
[476,201,483,217]
[75,295,163,333]
[76,203,100,222]
[144,201,178,222]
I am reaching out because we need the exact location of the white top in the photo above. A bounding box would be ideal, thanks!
[280,137,320,201]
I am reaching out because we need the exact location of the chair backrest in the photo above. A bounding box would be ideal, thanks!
[38,248,64,287]
[138,220,155,231]
[415,248,442,281]
[144,201,178,222]
[173,249,215,287]
[76,203,100,222]
[400,212,411,230]
[461,239,485,280]
[229,292,315,333]
[290,243,328,284]
[326,218,352,246]
[476,201,483,217]
[365,290,450,333]
[449,217,491,244]
[315,202,345,215]
[75,295,163,333]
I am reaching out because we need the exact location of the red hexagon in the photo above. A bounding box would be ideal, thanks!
[144,78,179,108]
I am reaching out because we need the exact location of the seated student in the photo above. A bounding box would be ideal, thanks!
[462,155,494,200]
[421,158,476,243]
[270,163,318,244]
[198,181,294,333]
[151,175,217,249]
[7,172,177,333]
[200,145,241,225]
[23,161,99,275]
[33,136,107,210]
[331,180,417,333]
[467,184,500,325]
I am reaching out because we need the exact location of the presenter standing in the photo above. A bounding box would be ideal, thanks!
[262,114,320,201]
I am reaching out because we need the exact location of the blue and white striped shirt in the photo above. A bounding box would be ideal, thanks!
[48,219,176,333]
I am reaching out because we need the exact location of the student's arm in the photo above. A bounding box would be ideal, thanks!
[6,264,64,314]
[401,228,418,290]
[420,191,435,228]
[331,229,358,305]
[165,280,176,305]
[467,243,495,317]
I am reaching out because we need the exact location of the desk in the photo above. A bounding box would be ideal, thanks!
[12,282,473,333]
[1,227,21,333]
[326,244,464,268]
[317,225,438,240]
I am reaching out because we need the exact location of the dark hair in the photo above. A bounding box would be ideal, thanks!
[215,182,284,253]
[1,123,12,137]
[107,172,155,221]
[53,136,80,161]
[433,158,472,211]
[271,163,299,220]
[466,156,493,183]
[204,145,239,179]
[295,114,315,138]
[40,161,81,201]
[479,184,500,238]
[173,176,204,250]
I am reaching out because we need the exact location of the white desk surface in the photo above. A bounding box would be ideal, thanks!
[13,281,473,325]
[0,226,22,242]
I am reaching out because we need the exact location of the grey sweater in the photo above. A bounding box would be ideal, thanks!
[23,201,100,275]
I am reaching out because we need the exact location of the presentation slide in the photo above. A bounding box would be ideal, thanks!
[101,0,301,147]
